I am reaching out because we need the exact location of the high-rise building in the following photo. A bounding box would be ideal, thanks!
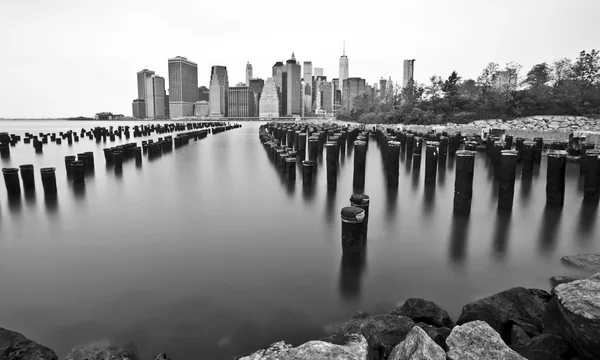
[164,93,169,119]
[314,68,323,77]
[249,78,265,117]
[313,75,326,112]
[259,78,279,118]
[137,69,155,100]
[272,61,284,116]
[132,99,146,119]
[379,78,387,99]
[209,65,229,117]
[338,43,349,94]
[168,56,198,117]
[318,81,334,114]
[403,59,415,88]
[194,101,209,117]
[303,61,312,116]
[145,75,166,119]
[228,87,255,117]
[198,86,210,101]
[286,53,302,116]
[342,77,366,110]
[246,62,253,86]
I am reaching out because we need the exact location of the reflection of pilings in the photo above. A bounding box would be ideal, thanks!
[339,249,366,301]
[538,204,562,254]
[583,150,600,202]
[449,212,470,264]
[577,200,598,238]
[492,210,511,258]
[453,150,475,214]
[387,141,400,187]
[424,142,439,185]
[546,150,567,207]
[353,141,367,190]
[341,206,367,253]
[498,150,518,211]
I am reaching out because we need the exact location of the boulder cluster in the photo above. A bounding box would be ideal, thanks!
[443,116,600,133]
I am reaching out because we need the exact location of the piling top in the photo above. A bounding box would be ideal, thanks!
[19,164,34,170]
[350,194,370,206]
[2,168,19,174]
[494,141,506,148]
[326,141,338,147]
[456,150,476,157]
[586,149,600,156]
[426,141,440,147]
[388,141,401,147]
[547,150,567,158]
[501,150,519,156]
[302,160,316,167]
[285,157,296,163]
[341,206,366,223]
[40,167,55,173]
[354,140,367,147]
[523,141,536,147]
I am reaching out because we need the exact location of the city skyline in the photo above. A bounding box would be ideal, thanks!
[1,0,599,118]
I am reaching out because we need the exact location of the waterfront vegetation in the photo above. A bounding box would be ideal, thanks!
[337,49,600,125]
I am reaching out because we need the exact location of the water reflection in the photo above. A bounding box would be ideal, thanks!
[520,171,533,208]
[386,186,398,220]
[438,156,446,187]
[302,182,315,203]
[339,248,367,301]
[537,204,563,254]
[44,194,59,214]
[447,153,455,171]
[72,182,86,199]
[577,200,598,240]
[411,165,420,191]
[492,210,511,260]
[423,185,435,217]
[325,187,336,224]
[449,212,470,265]
[7,194,22,213]
[24,189,36,207]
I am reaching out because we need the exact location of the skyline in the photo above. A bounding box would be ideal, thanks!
[1,0,599,118]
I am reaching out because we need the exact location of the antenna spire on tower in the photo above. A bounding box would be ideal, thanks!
[343,40,345,56]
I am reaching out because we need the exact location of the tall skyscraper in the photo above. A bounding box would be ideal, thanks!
[198,86,210,101]
[228,87,255,117]
[272,61,284,116]
[403,59,415,88]
[342,77,366,110]
[318,81,334,114]
[303,61,312,117]
[338,43,349,93]
[209,65,229,117]
[379,78,387,99]
[286,53,302,116]
[137,69,155,100]
[249,78,264,117]
[246,62,253,86]
[314,68,324,77]
[168,56,198,117]
[132,99,145,119]
[145,75,166,119]
[259,78,279,118]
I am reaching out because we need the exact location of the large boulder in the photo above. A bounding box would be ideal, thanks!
[544,273,600,360]
[64,341,137,360]
[323,314,415,360]
[391,298,454,328]
[415,323,451,351]
[561,254,600,272]
[240,333,368,360]
[510,333,572,360]
[456,287,546,341]
[549,276,579,295]
[446,321,525,360]
[0,327,57,360]
[388,326,445,360]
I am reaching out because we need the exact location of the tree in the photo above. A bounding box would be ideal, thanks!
[551,58,573,85]
[401,79,424,107]
[442,71,461,98]
[523,63,551,89]
[477,62,500,93]
[425,75,444,112]
[573,49,600,86]
[458,79,479,100]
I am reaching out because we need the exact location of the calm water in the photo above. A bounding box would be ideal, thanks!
[0,120,597,359]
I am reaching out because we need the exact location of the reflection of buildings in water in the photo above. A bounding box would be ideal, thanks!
[492,210,511,260]
[538,204,563,255]
[339,248,367,301]
[449,212,470,265]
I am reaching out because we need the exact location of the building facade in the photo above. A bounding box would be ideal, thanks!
[198,86,210,101]
[342,77,366,110]
[249,78,264,117]
[132,99,146,119]
[286,53,301,116]
[259,78,279,118]
[303,61,312,116]
[209,65,229,117]
[403,59,415,88]
[246,62,253,86]
[168,56,198,117]
[379,78,387,99]
[272,61,284,116]
[228,87,255,118]
[145,75,166,119]
[314,67,323,77]
[194,101,209,117]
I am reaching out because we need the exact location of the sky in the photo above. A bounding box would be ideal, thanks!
[0,0,598,118]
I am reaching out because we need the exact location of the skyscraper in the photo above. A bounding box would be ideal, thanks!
[403,59,415,88]
[134,69,154,118]
[379,78,387,99]
[168,56,198,117]
[314,68,323,77]
[145,75,166,119]
[272,61,284,116]
[132,99,145,119]
[249,78,264,117]
[228,87,255,117]
[209,65,229,117]
[286,53,302,116]
[342,77,366,110]
[259,78,279,118]
[198,86,210,101]
[246,62,253,86]
[338,43,349,94]
[303,61,312,116]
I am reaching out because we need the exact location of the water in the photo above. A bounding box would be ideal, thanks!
[0,120,597,359]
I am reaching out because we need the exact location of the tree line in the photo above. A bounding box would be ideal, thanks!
[337,49,600,124]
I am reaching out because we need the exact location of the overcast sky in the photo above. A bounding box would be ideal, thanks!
[0,0,598,118]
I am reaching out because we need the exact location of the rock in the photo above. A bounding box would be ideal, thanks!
[561,254,600,272]
[509,325,530,346]
[415,323,451,351]
[528,288,552,304]
[446,321,525,360]
[510,333,572,360]
[0,327,57,360]
[388,326,445,360]
[456,287,546,341]
[549,276,579,295]
[545,273,600,360]
[64,341,137,360]
[391,298,454,328]
[153,354,171,360]
[323,314,415,360]
[241,334,368,360]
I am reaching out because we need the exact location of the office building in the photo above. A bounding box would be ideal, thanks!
[249,78,264,117]
[403,59,415,88]
[145,75,166,119]
[209,65,229,117]
[342,77,366,110]
[339,44,349,93]
[286,53,302,116]
[313,75,326,112]
[164,93,169,119]
[194,101,209,117]
[379,78,387,99]
[137,69,155,100]
[272,61,285,116]
[228,86,255,118]
[318,81,334,113]
[198,86,210,101]
[246,62,253,86]
[132,99,146,119]
[168,56,198,117]
[303,61,312,116]
[314,67,323,77]
[259,77,279,118]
